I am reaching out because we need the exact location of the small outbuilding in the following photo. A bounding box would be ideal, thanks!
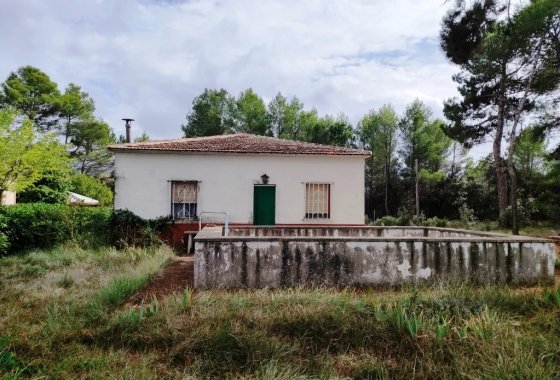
[67,192,100,206]
[0,190,16,206]
[108,134,369,247]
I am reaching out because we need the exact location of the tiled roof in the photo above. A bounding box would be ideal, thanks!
[107,134,370,156]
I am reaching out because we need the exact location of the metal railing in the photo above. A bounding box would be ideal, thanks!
[198,211,230,236]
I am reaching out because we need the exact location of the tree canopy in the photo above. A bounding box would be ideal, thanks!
[441,0,560,232]
[58,83,95,143]
[0,65,122,206]
[69,119,115,175]
[182,88,235,137]
[0,110,71,199]
[0,66,60,131]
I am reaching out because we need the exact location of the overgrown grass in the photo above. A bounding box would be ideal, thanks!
[0,244,174,379]
[1,247,559,379]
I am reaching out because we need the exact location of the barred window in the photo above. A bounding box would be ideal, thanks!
[305,183,330,219]
[171,181,198,220]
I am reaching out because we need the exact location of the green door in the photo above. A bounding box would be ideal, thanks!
[253,185,276,225]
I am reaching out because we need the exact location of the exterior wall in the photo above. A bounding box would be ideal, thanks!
[1,190,16,206]
[114,152,365,225]
[194,226,556,288]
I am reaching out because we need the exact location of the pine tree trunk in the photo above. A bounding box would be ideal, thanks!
[495,68,508,227]
[507,157,519,235]
[384,161,389,216]
[370,154,375,220]
[495,152,508,227]
[505,53,539,235]
[415,158,420,219]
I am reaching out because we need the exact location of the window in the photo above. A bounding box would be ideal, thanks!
[305,183,330,219]
[171,181,198,220]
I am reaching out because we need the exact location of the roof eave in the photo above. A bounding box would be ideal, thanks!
[107,147,370,157]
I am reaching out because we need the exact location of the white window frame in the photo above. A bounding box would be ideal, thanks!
[170,180,198,220]
[304,183,331,220]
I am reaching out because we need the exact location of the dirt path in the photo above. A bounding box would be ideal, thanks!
[128,255,194,305]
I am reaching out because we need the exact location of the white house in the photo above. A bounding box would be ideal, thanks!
[108,134,369,233]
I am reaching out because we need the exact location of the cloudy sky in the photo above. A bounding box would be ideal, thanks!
[0,0,460,140]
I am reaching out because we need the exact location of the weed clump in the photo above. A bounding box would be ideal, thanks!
[109,209,170,250]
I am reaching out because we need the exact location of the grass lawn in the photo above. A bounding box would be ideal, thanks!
[1,246,559,379]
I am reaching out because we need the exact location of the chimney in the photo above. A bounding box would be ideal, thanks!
[122,118,135,143]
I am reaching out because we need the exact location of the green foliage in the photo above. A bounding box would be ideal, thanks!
[514,127,547,176]
[302,114,354,147]
[182,88,236,137]
[373,215,400,226]
[400,101,451,177]
[0,203,111,255]
[373,215,450,228]
[0,213,8,255]
[109,209,170,250]
[57,83,95,143]
[17,167,73,204]
[424,216,449,228]
[440,0,501,65]
[69,118,115,175]
[0,65,60,131]
[443,0,560,146]
[70,174,113,206]
[0,66,113,198]
[182,88,355,147]
[358,106,399,211]
[441,0,560,230]
[267,92,312,140]
[0,110,72,195]
[459,203,478,228]
[399,100,452,216]
[233,88,269,135]
[390,307,422,339]
[133,132,150,142]
[0,205,171,255]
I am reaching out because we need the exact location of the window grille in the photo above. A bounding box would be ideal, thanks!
[171,181,198,220]
[305,183,330,219]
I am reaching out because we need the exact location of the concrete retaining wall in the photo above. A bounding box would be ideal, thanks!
[194,227,555,288]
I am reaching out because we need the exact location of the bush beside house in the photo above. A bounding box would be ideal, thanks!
[0,205,169,256]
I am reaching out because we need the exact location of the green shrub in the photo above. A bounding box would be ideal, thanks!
[0,213,9,255]
[65,206,112,247]
[0,203,69,252]
[17,168,72,204]
[0,203,111,255]
[109,209,170,250]
[373,216,400,226]
[0,205,172,255]
[425,217,449,227]
[459,204,478,228]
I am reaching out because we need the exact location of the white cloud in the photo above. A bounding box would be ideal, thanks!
[0,0,460,139]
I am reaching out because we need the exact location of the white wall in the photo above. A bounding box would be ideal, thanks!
[1,190,16,206]
[114,152,366,225]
